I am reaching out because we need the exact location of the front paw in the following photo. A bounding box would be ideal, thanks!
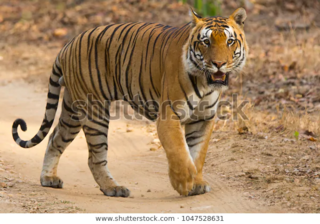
[169,159,197,196]
[188,180,211,196]
[100,186,130,197]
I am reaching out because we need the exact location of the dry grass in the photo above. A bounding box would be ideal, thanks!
[245,29,320,78]
[214,98,320,140]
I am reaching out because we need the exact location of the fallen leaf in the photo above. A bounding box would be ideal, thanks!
[238,126,249,135]
[53,28,67,37]
[304,130,315,137]
[308,136,317,142]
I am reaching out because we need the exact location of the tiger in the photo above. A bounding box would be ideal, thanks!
[12,8,248,197]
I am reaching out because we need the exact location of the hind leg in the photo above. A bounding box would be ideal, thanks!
[83,119,130,197]
[40,89,82,188]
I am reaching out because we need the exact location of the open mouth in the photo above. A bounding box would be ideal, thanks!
[208,71,229,85]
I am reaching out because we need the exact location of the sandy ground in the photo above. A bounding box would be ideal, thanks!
[0,77,285,213]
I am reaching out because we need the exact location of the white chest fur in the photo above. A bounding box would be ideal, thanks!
[177,90,220,125]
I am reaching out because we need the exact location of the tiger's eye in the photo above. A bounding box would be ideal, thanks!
[204,39,210,45]
[227,39,234,45]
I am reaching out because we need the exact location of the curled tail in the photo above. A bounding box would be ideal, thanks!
[12,57,63,148]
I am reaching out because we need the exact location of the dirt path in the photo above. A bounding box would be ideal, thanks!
[0,81,284,213]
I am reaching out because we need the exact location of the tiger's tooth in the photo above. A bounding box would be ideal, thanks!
[222,75,226,81]
[211,74,215,81]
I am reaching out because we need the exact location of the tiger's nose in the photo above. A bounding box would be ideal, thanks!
[212,61,227,69]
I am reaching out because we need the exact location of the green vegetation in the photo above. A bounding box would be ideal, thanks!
[181,0,222,17]
[294,131,299,141]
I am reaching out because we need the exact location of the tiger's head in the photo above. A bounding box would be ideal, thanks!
[183,8,248,91]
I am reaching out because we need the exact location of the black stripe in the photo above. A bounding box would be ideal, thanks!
[159,26,177,70]
[92,160,107,166]
[39,119,54,131]
[188,74,202,98]
[56,148,63,154]
[55,62,63,75]
[99,24,115,41]
[48,92,59,100]
[140,25,153,40]
[125,23,150,102]
[120,23,138,64]
[149,89,159,111]
[240,34,243,41]
[113,77,118,100]
[188,113,215,125]
[31,135,42,144]
[205,90,214,96]
[114,23,137,96]
[179,79,194,111]
[176,23,191,43]
[144,27,159,98]
[52,67,60,77]
[88,142,108,150]
[87,27,98,55]
[138,51,151,114]
[94,29,110,100]
[61,136,75,143]
[188,141,203,148]
[62,100,74,114]
[83,125,108,138]
[46,102,58,110]
[205,95,219,109]
[12,132,18,140]
[70,131,80,135]
[61,37,75,57]
[60,119,81,128]
[87,115,109,129]
[185,131,199,138]
[150,31,163,97]
[87,29,99,96]
[67,35,76,89]
[186,135,201,143]
[50,77,60,87]
[144,27,158,70]
[169,100,181,119]
[118,22,134,40]
[189,52,203,71]
[20,141,27,147]
[77,30,89,94]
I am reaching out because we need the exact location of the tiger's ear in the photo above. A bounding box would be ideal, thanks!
[189,7,202,27]
[230,8,247,27]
